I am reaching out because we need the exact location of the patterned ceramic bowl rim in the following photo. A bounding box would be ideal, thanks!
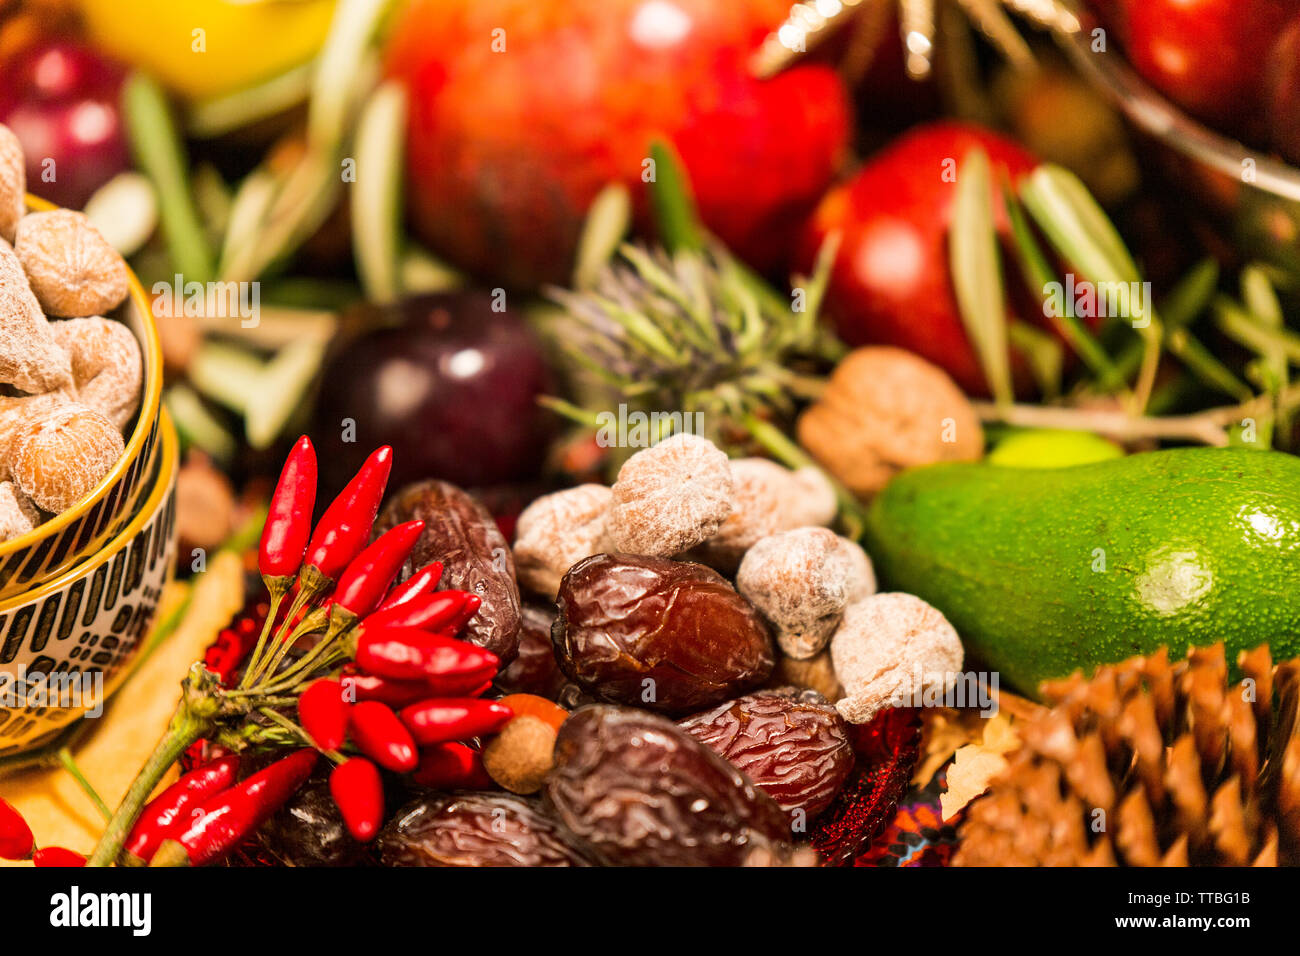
[0,195,164,560]
[0,407,176,615]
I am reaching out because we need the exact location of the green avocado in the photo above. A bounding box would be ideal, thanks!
[865,447,1300,695]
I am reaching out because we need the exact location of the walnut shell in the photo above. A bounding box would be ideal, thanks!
[797,347,983,497]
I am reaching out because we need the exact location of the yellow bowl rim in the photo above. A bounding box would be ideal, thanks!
[0,194,165,558]
[0,406,177,613]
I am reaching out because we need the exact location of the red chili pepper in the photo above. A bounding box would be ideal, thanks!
[349,701,418,772]
[342,671,437,708]
[0,797,34,860]
[355,625,498,683]
[302,446,393,582]
[374,560,444,612]
[329,758,384,842]
[441,594,483,635]
[298,679,349,751]
[32,846,86,867]
[362,590,477,632]
[259,436,317,585]
[342,670,492,706]
[412,742,492,790]
[398,698,514,746]
[165,750,317,866]
[332,521,425,620]
[124,755,240,863]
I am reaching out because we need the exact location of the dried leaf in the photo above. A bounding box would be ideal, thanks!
[939,713,1020,820]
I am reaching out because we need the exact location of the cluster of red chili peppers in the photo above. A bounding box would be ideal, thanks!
[0,435,519,868]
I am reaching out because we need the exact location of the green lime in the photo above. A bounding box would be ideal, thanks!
[987,429,1122,468]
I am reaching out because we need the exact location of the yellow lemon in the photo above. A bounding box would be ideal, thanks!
[73,0,337,101]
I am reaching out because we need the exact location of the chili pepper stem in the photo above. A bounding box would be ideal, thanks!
[247,605,332,692]
[56,747,111,823]
[149,839,191,868]
[241,567,330,688]
[236,587,287,690]
[256,610,353,693]
[86,669,217,867]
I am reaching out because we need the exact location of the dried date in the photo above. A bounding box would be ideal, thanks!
[376,480,522,663]
[545,705,794,866]
[679,689,854,820]
[494,601,566,699]
[257,776,371,867]
[377,792,591,867]
[552,553,775,714]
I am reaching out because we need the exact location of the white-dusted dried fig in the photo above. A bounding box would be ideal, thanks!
[512,484,612,598]
[0,238,72,393]
[8,402,123,513]
[693,459,837,571]
[831,593,964,724]
[0,124,23,244]
[14,210,129,318]
[608,433,733,557]
[0,480,39,540]
[737,528,875,660]
[49,316,143,430]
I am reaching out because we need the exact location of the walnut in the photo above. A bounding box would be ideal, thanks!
[797,346,983,497]
[608,433,733,556]
[49,316,143,430]
[512,484,612,598]
[0,124,23,245]
[0,238,73,394]
[7,402,124,513]
[0,480,39,540]
[692,459,837,571]
[737,528,876,660]
[830,593,964,724]
[14,210,130,318]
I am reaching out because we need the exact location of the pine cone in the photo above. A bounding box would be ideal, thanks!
[955,643,1300,866]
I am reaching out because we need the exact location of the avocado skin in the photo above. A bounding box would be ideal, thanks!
[865,447,1300,696]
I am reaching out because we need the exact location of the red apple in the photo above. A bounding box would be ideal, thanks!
[797,122,1040,397]
[383,0,850,288]
[0,40,130,209]
[1118,0,1296,133]
[1266,16,1300,165]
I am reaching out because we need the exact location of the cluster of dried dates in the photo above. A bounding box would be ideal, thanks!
[246,482,875,867]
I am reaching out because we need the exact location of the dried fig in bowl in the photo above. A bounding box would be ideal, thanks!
[552,553,775,714]
[376,479,522,664]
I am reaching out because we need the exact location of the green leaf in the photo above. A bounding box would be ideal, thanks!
[1008,321,1063,400]
[1020,164,1139,287]
[1003,184,1120,389]
[122,72,215,283]
[647,140,704,253]
[573,184,632,289]
[949,148,1013,404]
[351,80,407,302]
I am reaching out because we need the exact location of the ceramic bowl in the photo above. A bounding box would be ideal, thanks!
[0,196,164,601]
[0,408,178,756]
